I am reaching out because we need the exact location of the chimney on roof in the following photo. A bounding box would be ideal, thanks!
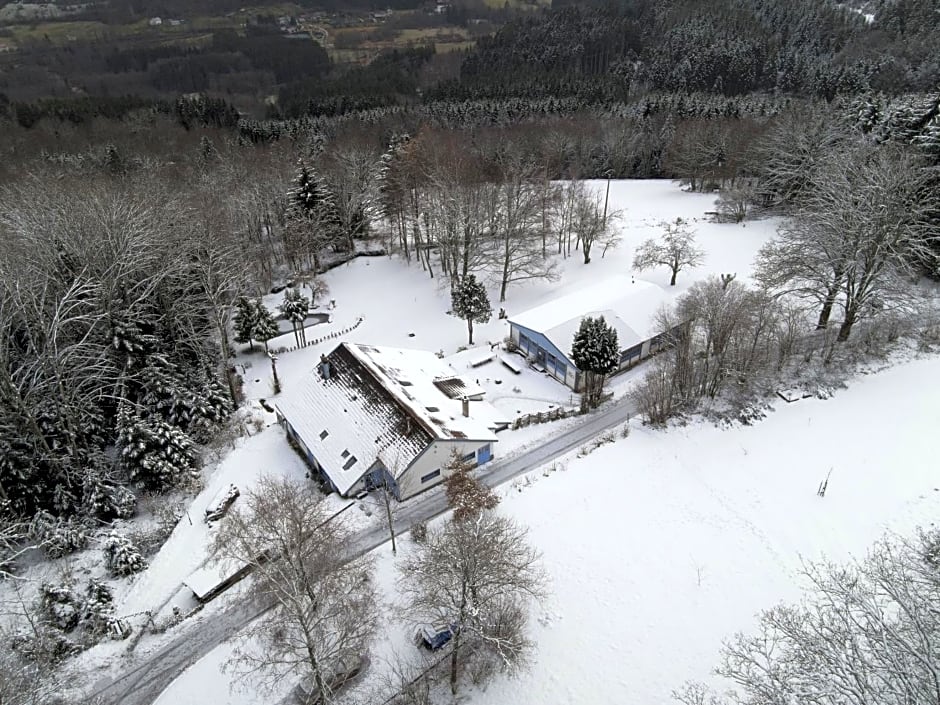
[461,397,470,418]
[319,353,331,380]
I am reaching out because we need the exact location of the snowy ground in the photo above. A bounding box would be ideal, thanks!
[147,351,940,705]
[14,180,785,694]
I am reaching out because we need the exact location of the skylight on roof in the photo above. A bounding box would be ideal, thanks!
[341,449,350,458]
[425,406,439,412]
[342,455,358,470]
[319,429,329,440]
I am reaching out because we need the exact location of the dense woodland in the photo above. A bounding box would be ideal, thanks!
[0,0,939,700]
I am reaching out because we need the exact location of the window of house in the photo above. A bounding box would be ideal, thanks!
[462,451,476,463]
[420,469,441,483]
[621,344,643,364]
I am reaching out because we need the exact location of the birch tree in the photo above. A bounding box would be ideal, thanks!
[212,478,376,700]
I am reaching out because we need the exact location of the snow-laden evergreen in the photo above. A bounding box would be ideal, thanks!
[118,413,198,491]
[571,316,619,408]
[450,274,492,345]
[103,531,147,577]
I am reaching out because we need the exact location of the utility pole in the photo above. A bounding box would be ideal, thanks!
[383,476,397,555]
[603,169,613,227]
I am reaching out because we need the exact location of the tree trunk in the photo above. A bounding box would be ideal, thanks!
[816,295,837,329]
[467,319,474,346]
[837,307,857,342]
[450,630,461,695]
[669,269,678,286]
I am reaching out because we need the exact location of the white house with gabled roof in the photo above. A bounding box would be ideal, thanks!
[274,342,510,501]
[508,276,678,391]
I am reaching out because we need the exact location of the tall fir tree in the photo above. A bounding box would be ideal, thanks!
[251,301,279,353]
[233,296,258,351]
[570,315,619,409]
[450,274,492,345]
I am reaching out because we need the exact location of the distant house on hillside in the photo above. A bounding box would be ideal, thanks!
[507,276,679,391]
[275,343,509,501]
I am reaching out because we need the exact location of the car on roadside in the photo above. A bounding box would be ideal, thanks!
[416,622,457,651]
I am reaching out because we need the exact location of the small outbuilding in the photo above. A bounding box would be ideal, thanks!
[508,276,679,391]
[275,343,509,501]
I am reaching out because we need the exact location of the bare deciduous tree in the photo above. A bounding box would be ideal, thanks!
[211,478,376,700]
[755,143,938,341]
[633,217,705,286]
[398,512,547,695]
[675,529,940,705]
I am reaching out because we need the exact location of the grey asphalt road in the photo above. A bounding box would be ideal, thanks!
[87,394,638,705]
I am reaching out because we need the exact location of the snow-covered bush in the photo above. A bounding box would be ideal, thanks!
[29,512,89,559]
[81,473,137,521]
[80,580,121,639]
[410,520,428,544]
[103,531,147,577]
[39,581,81,631]
[11,627,81,663]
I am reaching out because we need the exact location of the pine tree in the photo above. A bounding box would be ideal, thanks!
[251,301,279,352]
[451,274,492,345]
[118,412,198,491]
[570,315,619,409]
[278,288,310,347]
[233,296,258,351]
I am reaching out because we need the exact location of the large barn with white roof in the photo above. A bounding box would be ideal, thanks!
[508,276,677,391]
[274,342,510,501]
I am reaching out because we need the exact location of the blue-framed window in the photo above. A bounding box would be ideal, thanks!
[477,444,492,463]
[621,343,643,364]
[420,469,441,483]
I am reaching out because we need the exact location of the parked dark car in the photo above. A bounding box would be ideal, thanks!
[416,622,457,651]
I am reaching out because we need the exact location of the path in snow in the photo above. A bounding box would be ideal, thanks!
[86,394,639,705]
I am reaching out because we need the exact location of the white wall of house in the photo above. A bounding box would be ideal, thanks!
[397,439,493,500]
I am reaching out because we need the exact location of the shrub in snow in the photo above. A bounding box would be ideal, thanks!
[29,512,89,559]
[80,580,119,639]
[410,520,428,544]
[39,581,81,631]
[103,531,147,577]
[82,472,136,521]
[11,627,81,663]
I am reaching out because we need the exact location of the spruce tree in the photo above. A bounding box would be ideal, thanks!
[450,274,492,346]
[570,315,619,409]
[251,301,280,352]
[118,412,198,491]
[233,296,258,351]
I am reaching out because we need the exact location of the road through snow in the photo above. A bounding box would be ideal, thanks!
[88,395,637,705]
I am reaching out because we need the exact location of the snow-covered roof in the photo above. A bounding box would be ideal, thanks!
[509,276,670,361]
[275,343,505,494]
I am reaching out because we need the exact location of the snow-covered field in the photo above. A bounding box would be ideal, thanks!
[26,178,935,704]
[111,179,776,627]
[152,352,940,705]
